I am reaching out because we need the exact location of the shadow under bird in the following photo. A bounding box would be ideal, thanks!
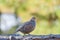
[16,17,36,35]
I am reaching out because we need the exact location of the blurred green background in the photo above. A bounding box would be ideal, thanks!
[0,0,60,35]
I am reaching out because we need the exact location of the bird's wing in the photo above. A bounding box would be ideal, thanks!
[15,21,28,32]
[20,21,34,32]
[16,21,34,32]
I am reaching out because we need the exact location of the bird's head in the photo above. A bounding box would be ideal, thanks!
[30,17,36,21]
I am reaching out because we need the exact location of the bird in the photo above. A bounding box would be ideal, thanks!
[16,17,36,35]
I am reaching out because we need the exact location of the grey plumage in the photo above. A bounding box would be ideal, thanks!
[16,17,36,35]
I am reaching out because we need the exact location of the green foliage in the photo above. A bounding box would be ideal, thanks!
[46,0,51,2]
[31,13,48,20]
[0,29,3,34]
[0,0,6,4]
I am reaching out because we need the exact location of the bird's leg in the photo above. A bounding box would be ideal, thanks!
[28,33,31,36]
[23,33,26,37]
[24,33,26,36]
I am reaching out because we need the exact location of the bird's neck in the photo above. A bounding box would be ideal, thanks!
[30,20,36,26]
[30,20,35,22]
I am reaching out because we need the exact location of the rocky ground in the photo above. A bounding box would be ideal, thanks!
[0,34,60,40]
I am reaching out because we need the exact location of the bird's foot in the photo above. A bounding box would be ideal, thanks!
[23,34,26,37]
[23,35,25,37]
[28,34,32,36]
[23,34,32,37]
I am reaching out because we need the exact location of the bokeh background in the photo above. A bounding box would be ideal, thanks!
[0,0,60,35]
